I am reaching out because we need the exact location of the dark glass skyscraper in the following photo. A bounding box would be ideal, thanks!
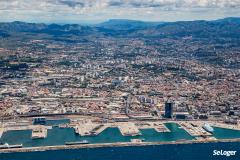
[165,101,174,118]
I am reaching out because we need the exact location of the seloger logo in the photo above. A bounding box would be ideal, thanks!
[213,150,237,157]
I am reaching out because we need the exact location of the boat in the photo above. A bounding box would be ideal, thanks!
[65,140,89,145]
[202,123,214,133]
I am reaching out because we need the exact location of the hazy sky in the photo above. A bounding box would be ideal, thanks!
[0,0,240,24]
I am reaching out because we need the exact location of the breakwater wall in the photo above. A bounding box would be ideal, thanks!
[1,138,240,153]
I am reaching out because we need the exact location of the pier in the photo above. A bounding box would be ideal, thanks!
[90,124,109,135]
[178,122,212,137]
[118,122,141,136]
[211,122,240,131]
[74,120,106,136]
[3,125,51,131]
[136,122,170,132]
[31,126,48,139]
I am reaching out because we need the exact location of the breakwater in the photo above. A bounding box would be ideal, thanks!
[1,138,240,153]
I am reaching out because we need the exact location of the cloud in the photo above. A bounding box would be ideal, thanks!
[1,0,240,10]
[57,0,85,8]
[105,0,240,8]
[0,0,239,23]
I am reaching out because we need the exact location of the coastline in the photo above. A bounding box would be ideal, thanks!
[1,138,240,154]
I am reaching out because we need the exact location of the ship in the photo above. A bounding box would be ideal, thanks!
[176,139,187,142]
[65,140,89,145]
[202,123,214,133]
[0,143,23,149]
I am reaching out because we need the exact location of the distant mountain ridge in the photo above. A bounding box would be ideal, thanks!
[97,19,164,30]
[0,21,95,36]
[0,17,240,38]
[129,17,240,39]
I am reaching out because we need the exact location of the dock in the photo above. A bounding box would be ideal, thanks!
[211,122,240,131]
[90,124,108,135]
[74,121,99,136]
[4,125,52,131]
[31,125,48,139]
[136,122,170,132]
[154,125,170,133]
[179,122,212,137]
[118,122,141,136]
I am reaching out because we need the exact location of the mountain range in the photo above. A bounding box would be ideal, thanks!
[0,17,240,39]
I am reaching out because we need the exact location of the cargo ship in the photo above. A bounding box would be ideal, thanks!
[202,123,214,133]
[65,140,89,145]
